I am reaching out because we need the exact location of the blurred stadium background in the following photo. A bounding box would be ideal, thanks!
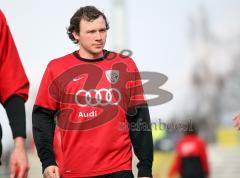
[1,0,240,177]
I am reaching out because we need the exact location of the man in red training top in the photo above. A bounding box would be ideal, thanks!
[32,6,153,178]
[168,122,209,178]
[0,10,29,178]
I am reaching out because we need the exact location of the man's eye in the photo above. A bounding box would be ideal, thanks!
[100,29,106,32]
[88,30,96,33]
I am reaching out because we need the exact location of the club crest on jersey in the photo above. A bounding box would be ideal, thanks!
[105,70,119,84]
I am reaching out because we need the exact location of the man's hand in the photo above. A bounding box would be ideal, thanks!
[9,137,29,178]
[234,113,240,129]
[43,166,60,178]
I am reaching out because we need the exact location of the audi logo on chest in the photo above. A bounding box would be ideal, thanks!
[74,88,121,107]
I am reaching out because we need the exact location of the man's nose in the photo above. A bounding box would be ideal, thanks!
[95,31,102,40]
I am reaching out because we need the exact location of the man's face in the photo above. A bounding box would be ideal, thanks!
[74,16,107,56]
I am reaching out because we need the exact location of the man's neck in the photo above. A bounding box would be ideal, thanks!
[78,49,104,59]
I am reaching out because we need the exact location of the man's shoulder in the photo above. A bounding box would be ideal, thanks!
[47,52,74,67]
[42,53,75,76]
[51,52,73,63]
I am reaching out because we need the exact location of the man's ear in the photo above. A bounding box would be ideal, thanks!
[72,31,80,41]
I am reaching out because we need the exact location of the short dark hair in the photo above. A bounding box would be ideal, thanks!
[67,6,109,44]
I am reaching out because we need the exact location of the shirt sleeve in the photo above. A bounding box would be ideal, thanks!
[32,105,57,173]
[5,95,26,138]
[33,63,59,172]
[35,62,59,110]
[0,10,29,104]
[126,60,153,177]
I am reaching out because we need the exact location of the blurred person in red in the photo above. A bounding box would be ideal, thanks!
[168,122,209,178]
[0,10,29,178]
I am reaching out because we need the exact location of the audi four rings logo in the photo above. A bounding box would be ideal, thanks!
[74,88,121,106]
